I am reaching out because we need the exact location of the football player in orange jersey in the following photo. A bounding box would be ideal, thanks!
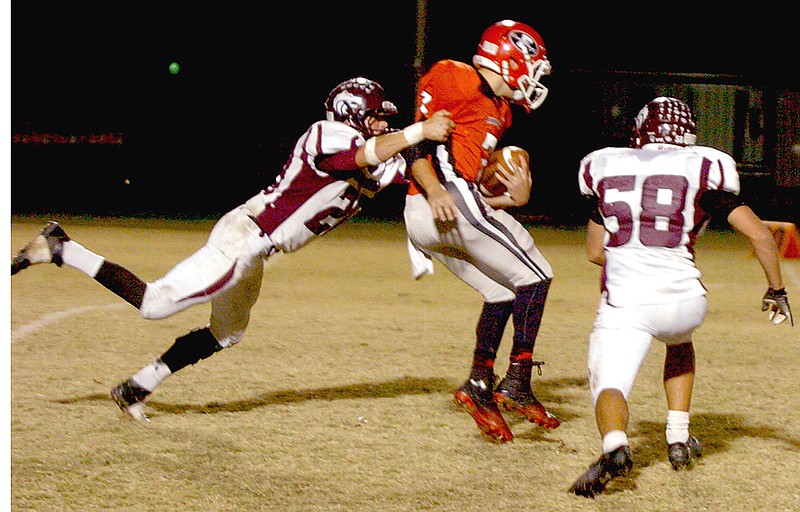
[403,20,558,443]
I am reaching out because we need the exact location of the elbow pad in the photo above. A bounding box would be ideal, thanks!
[698,189,744,220]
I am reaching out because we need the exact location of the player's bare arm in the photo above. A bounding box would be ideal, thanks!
[726,204,793,326]
[586,219,606,266]
[409,157,459,223]
[727,205,784,291]
[354,110,453,168]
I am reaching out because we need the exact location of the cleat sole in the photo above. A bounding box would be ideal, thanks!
[454,389,513,443]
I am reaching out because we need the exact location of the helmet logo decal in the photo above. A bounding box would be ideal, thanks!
[509,30,538,57]
[331,91,365,118]
[634,106,650,133]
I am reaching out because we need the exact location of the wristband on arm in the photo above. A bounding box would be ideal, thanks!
[402,122,425,145]
[364,137,381,166]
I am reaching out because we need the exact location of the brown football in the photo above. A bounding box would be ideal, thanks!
[477,146,530,197]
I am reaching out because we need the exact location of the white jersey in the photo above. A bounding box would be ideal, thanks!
[245,120,405,253]
[578,144,740,306]
[133,119,406,347]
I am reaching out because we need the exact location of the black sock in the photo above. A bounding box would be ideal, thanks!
[475,301,513,356]
[161,328,223,373]
[94,261,147,309]
[471,301,513,381]
[511,279,551,357]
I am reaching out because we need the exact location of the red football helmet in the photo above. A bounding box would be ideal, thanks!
[472,20,551,112]
[325,77,398,136]
[631,97,697,148]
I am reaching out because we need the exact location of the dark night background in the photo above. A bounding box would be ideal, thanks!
[11,2,800,223]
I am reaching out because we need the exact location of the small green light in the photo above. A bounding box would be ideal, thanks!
[168,61,180,75]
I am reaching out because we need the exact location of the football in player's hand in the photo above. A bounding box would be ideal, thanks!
[478,146,530,197]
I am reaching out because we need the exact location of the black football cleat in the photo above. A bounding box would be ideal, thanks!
[569,445,633,498]
[668,435,702,470]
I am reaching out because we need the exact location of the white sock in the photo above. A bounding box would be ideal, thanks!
[602,430,629,453]
[665,410,690,445]
[61,240,104,277]
[131,359,173,392]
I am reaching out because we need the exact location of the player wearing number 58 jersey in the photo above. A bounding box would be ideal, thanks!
[578,128,741,307]
[570,97,793,498]
[10,77,455,422]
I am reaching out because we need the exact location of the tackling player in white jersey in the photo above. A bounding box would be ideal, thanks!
[11,77,454,421]
[570,97,793,498]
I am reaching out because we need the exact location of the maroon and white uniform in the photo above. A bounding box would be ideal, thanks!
[578,143,740,401]
[247,120,404,252]
[139,120,405,347]
[580,144,740,306]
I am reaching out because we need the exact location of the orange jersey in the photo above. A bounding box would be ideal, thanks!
[408,59,513,195]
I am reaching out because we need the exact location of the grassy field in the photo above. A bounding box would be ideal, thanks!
[9,215,800,511]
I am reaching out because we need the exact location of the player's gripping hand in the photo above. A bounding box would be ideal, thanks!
[495,156,532,207]
[421,110,454,142]
[761,288,793,326]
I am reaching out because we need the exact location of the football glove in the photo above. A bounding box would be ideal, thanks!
[761,288,793,326]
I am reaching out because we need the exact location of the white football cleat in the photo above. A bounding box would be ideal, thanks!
[111,379,151,422]
[11,221,70,275]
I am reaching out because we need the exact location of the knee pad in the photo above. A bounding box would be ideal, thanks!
[160,327,223,373]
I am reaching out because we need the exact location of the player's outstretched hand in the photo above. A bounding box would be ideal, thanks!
[422,110,455,142]
[762,288,793,326]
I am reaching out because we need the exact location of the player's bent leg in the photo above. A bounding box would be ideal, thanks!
[159,327,223,373]
[496,279,560,428]
[110,328,222,421]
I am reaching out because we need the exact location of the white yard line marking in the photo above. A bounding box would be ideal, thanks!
[11,303,127,343]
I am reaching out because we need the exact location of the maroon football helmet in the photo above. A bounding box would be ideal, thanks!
[325,77,398,136]
[472,20,551,112]
[631,97,697,148]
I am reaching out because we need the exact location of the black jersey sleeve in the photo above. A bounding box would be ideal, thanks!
[587,196,603,224]
[698,189,745,221]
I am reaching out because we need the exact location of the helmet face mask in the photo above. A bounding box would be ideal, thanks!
[325,77,398,136]
[631,97,697,148]
[472,20,551,112]
[511,58,551,111]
